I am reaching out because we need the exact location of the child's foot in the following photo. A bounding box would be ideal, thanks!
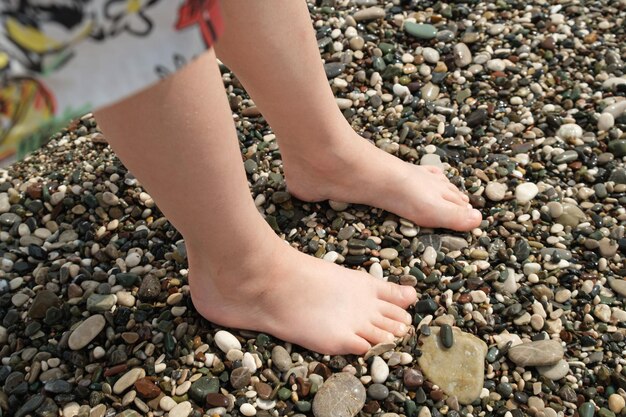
[280,131,482,232]
[187,237,417,355]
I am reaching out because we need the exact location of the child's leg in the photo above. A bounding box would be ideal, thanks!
[214,1,482,232]
[94,49,416,355]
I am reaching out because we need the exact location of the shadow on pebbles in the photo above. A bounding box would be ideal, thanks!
[2,1,626,417]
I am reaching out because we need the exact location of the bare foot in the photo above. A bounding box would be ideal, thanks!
[187,237,417,355]
[280,131,483,232]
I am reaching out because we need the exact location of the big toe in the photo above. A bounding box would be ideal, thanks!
[378,282,417,308]
[443,202,482,231]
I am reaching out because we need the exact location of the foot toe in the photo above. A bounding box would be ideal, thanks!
[373,316,409,337]
[380,302,413,324]
[358,325,395,345]
[378,282,417,307]
[442,202,483,231]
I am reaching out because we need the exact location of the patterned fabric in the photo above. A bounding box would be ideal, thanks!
[0,0,223,164]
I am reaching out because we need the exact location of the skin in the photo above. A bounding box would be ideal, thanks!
[95,1,483,355]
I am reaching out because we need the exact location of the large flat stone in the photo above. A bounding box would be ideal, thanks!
[312,372,366,417]
[507,339,564,367]
[417,327,487,405]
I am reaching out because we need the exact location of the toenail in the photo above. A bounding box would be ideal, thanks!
[398,324,407,333]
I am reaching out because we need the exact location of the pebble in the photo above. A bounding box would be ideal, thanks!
[515,183,539,204]
[507,340,564,367]
[353,7,385,22]
[214,330,241,353]
[536,359,570,380]
[68,314,106,350]
[370,356,389,384]
[404,22,437,40]
[608,394,625,413]
[598,113,614,131]
[169,401,192,417]
[485,182,507,202]
[113,368,146,394]
[312,373,366,417]
[453,43,472,67]
[418,327,487,404]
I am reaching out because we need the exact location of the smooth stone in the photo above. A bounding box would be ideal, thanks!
[608,394,625,413]
[113,368,146,394]
[86,294,116,312]
[422,246,437,267]
[465,108,488,127]
[537,359,569,380]
[598,113,615,131]
[214,330,241,353]
[271,345,292,372]
[169,401,192,417]
[609,279,626,297]
[422,47,440,64]
[553,150,578,164]
[312,373,366,417]
[353,7,385,22]
[453,43,472,67]
[608,140,626,158]
[159,396,177,412]
[404,22,437,40]
[440,236,468,251]
[68,314,106,350]
[507,340,564,367]
[379,248,398,260]
[240,403,256,417]
[189,376,219,403]
[364,342,395,360]
[439,324,453,348]
[137,274,161,301]
[420,153,444,170]
[515,183,539,204]
[367,383,389,400]
[556,203,586,227]
[603,100,626,118]
[28,290,61,319]
[370,356,389,384]
[485,182,507,202]
[230,366,251,390]
[556,123,583,140]
[420,83,440,101]
[417,327,487,404]
[579,402,595,417]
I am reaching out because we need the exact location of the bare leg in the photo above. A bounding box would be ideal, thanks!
[94,49,416,355]
[214,1,482,232]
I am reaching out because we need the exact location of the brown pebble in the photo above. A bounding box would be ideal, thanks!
[254,381,273,400]
[121,332,139,344]
[104,364,128,377]
[457,293,473,304]
[403,368,424,390]
[26,183,43,200]
[362,400,380,414]
[206,393,229,408]
[313,363,332,380]
[135,377,161,399]
[430,389,445,401]
[230,367,251,390]
[296,377,312,397]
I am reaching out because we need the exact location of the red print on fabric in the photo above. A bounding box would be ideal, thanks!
[175,0,224,47]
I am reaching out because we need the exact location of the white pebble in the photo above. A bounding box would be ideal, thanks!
[240,403,256,416]
[214,330,241,353]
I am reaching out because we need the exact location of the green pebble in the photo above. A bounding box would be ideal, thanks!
[404,22,437,40]
[598,408,616,417]
[278,387,292,401]
[378,42,395,55]
[579,402,596,417]
[295,401,312,412]
[608,140,626,158]
[440,324,454,348]
[404,400,418,417]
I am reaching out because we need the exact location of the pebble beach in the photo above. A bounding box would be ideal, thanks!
[2,1,626,417]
